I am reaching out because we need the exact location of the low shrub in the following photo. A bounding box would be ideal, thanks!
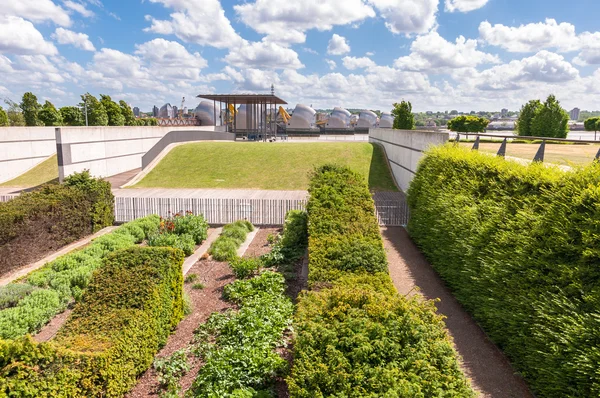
[407,145,600,397]
[0,246,185,396]
[0,284,37,310]
[229,257,262,279]
[0,215,160,339]
[185,273,199,283]
[149,233,195,256]
[154,349,190,397]
[190,271,293,397]
[262,210,308,267]
[159,212,209,245]
[192,283,205,290]
[209,221,254,262]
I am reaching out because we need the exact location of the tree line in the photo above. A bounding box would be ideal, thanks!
[0,92,158,127]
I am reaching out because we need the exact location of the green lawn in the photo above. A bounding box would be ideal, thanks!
[0,155,58,187]
[133,142,398,191]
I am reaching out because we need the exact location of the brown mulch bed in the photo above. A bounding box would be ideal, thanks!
[243,227,281,258]
[33,308,73,343]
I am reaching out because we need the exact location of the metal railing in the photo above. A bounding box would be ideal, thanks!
[456,133,600,163]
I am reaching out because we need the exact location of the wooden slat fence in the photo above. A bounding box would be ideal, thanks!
[0,195,18,203]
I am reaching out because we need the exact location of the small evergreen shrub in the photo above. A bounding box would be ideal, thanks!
[209,221,254,262]
[229,257,262,279]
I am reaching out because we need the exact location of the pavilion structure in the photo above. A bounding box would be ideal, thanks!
[197,94,287,141]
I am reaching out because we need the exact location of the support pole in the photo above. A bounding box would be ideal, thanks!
[595,147,600,161]
[533,140,546,162]
[472,136,480,150]
[497,138,507,157]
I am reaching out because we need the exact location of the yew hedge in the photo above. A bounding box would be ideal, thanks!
[287,165,473,397]
[407,145,600,397]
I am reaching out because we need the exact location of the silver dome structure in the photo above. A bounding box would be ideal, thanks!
[326,107,351,128]
[287,104,316,129]
[356,110,378,128]
[379,112,394,128]
[159,103,174,119]
[194,101,221,126]
[235,104,260,130]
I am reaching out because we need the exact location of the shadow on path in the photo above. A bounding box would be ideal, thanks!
[381,226,532,398]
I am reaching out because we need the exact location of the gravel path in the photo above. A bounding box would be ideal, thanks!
[381,227,533,398]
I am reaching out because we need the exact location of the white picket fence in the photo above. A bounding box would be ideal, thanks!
[0,195,18,203]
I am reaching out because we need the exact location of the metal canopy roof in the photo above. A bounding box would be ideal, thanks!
[196,94,287,105]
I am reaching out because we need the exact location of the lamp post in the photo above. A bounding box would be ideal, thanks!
[84,98,88,127]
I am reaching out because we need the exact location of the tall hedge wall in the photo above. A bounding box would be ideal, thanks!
[407,145,600,397]
[0,171,114,278]
[0,246,184,397]
[287,165,473,397]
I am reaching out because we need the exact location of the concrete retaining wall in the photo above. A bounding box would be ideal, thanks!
[369,128,448,191]
[0,127,56,183]
[55,126,225,181]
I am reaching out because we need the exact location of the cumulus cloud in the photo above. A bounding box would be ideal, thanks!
[135,38,207,79]
[234,0,375,44]
[479,19,580,53]
[53,28,96,51]
[63,1,95,18]
[224,40,304,70]
[342,56,376,70]
[2,0,71,27]
[144,0,242,49]
[573,32,600,65]
[0,16,58,56]
[394,31,499,71]
[445,0,489,12]
[327,34,351,55]
[368,0,438,35]
[325,59,337,70]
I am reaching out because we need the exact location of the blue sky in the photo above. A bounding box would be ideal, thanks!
[1,0,599,112]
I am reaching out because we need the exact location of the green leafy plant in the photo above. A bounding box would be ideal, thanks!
[148,233,195,256]
[192,283,205,290]
[185,273,199,283]
[154,349,190,397]
[209,221,254,261]
[229,257,262,279]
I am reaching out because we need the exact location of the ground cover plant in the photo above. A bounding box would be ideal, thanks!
[209,220,254,261]
[0,171,113,277]
[408,145,600,397]
[287,164,474,397]
[132,142,397,191]
[0,246,185,396]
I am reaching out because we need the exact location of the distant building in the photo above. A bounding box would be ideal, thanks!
[152,105,159,117]
[173,106,178,118]
[133,107,140,117]
[159,103,174,119]
[570,107,580,121]
[501,108,508,117]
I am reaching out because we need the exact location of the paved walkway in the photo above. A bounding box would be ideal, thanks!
[380,226,532,398]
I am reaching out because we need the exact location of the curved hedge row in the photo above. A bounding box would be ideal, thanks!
[0,246,184,397]
[407,145,600,397]
[288,165,473,397]
[0,171,114,277]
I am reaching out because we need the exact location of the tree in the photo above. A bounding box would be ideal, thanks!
[0,106,8,127]
[447,115,490,133]
[584,117,600,140]
[80,93,108,126]
[38,100,63,126]
[119,100,136,126]
[100,94,125,126]
[20,92,42,126]
[4,99,25,126]
[146,117,158,126]
[391,100,415,130]
[516,100,543,136]
[60,106,84,126]
[531,95,569,138]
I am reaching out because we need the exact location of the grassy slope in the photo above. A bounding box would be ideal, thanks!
[0,155,58,187]
[133,142,397,191]
[459,142,600,166]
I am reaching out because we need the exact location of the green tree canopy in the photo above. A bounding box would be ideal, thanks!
[100,94,125,126]
[146,117,158,126]
[119,100,136,126]
[38,100,63,126]
[531,94,569,138]
[60,106,84,126]
[4,99,25,126]
[447,115,490,133]
[0,106,8,127]
[516,100,543,136]
[584,117,600,132]
[20,92,42,126]
[80,93,108,126]
[391,100,415,130]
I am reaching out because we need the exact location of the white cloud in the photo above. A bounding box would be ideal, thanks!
[92,48,150,80]
[303,47,318,55]
[368,0,438,35]
[135,38,207,80]
[63,1,95,18]
[0,16,58,56]
[2,0,71,27]
[224,40,304,70]
[342,56,376,70]
[325,59,337,70]
[327,34,351,55]
[144,0,242,49]
[234,0,375,44]
[53,28,96,51]
[395,31,499,71]
[445,0,489,12]
[479,19,580,53]
[573,32,600,66]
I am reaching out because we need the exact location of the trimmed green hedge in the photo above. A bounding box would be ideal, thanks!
[287,165,473,397]
[209,220,254,261]
[0,171,113,277]
[0,246,184,397]
[407,145,600,397]
[0,215,160,339]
